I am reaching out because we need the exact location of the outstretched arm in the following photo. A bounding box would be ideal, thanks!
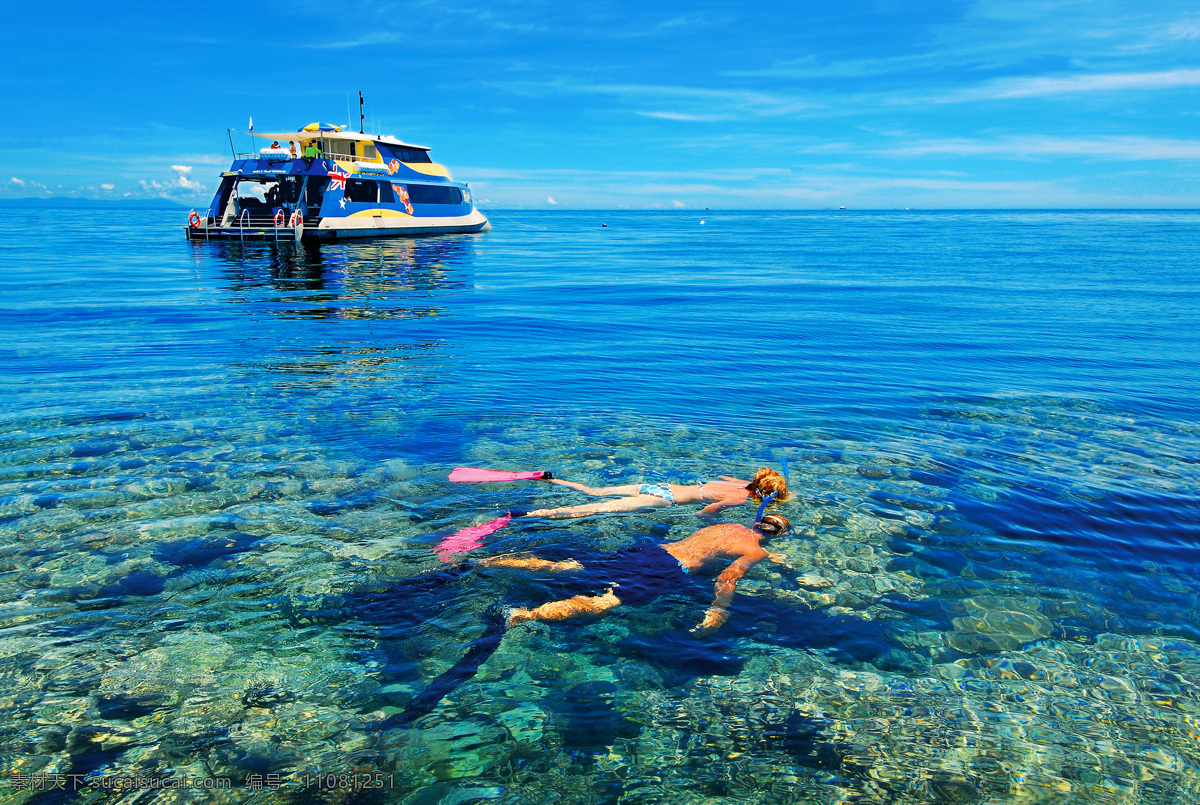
[766,551,793,570]
[691,555,759,635]
[697,495,745,517]
[546,479,641,497]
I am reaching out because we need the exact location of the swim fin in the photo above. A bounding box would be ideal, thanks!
[435,514,512,561]
[449,467,551,482]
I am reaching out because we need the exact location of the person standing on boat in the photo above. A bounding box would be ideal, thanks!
[289,141,297,158]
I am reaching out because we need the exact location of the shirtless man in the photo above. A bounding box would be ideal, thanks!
[517,467,788,520]
[483,514,792,635]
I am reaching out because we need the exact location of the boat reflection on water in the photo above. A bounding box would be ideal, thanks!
[195,236,476,309]
[190,236,479,390]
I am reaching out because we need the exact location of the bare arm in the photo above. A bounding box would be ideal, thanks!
[546,479,641,497]
[697,496,744,517]
[766,551,794,570]
[691,554,759,635]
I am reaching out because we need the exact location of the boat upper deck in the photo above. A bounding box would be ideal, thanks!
[232,127,453,180]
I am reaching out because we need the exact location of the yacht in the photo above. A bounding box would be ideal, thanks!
[186,122,490,242]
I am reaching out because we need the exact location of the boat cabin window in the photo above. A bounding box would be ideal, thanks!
[235,177,301,210]
[360,143,378,161]
[325,139,355,159]
[393,148,432,163]
[407,184,463,205]
[344,178,378,203]
[378,181,395,203]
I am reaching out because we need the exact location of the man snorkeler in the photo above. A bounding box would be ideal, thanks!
[389,513,793,725]
[515,467,789,520]
[482,513,792,634]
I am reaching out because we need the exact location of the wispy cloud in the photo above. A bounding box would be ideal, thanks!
[963,68,1200,100]
[490,79,815,118]
[886,135,1200,160]
[1120,13,1200,51]
[636,111,729,122]
[1162,15,1200,41]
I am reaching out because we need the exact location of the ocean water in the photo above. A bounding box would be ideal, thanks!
[1,208,1199,804]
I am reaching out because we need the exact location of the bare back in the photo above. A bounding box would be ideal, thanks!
[665,477,752,514]
[663,523,766,571]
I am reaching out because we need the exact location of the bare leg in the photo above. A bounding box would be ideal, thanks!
[508,588,622,626]
[525,494,671,520]
[478,555,583,572]
[546,479,642,497]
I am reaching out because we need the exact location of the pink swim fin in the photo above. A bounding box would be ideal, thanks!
[435,514,512,561]
[449,467,550,483]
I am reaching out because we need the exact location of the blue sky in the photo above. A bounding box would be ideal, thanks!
[5,0,1199,208]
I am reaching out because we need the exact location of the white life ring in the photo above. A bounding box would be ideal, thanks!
[289,210,303,228]
[188,210,201,227]
[273,211,285,227]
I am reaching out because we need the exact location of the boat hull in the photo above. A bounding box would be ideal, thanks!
[186,208,490,243]
[309,208,491,240]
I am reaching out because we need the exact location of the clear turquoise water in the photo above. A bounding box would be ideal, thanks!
[2,208,1199,803]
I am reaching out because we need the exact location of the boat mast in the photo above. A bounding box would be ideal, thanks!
[359,91,365,134]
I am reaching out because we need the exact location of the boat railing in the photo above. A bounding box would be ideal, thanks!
[321,150,382,163]
[188,209,318,242]
[235,149,384,164]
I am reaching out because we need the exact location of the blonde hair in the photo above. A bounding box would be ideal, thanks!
[746,467,789,502]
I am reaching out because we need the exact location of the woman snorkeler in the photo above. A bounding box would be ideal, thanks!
[435,465,790,560]
[516,467,789,519]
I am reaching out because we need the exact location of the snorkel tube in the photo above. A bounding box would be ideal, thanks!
[754,491,779,525]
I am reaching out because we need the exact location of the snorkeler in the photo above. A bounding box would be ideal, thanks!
[389,513,792,725]
[483,514,792,635]
[520,467,789,520]
[435,465,789,560]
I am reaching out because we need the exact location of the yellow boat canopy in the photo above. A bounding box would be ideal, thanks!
[241,129,430,151]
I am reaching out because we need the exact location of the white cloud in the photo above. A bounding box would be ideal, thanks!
[7,176,51,193]
[1163,16,1200,41]
[887,135,1200,161]
[637,111,730,122]
[672,200,685,208]
[101,183,114,191]
[546,196,557,205]
[492,79,814,119]
[936,69,1200,103]
[1124,14,1200,51]
[171,165,204,191]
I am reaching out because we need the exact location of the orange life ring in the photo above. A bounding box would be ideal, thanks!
[273,211,285,227]
[289,210,303,228]
[188,210,201,227]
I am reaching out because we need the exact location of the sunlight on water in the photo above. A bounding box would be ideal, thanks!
[1,209,1199,803]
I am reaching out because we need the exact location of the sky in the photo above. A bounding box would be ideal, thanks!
[4,0,1199,209]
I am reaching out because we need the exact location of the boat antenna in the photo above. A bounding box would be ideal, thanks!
[227,129,235,159]
[358,91,365,134]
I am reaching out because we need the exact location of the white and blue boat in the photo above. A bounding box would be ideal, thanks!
[186,122,489,242]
